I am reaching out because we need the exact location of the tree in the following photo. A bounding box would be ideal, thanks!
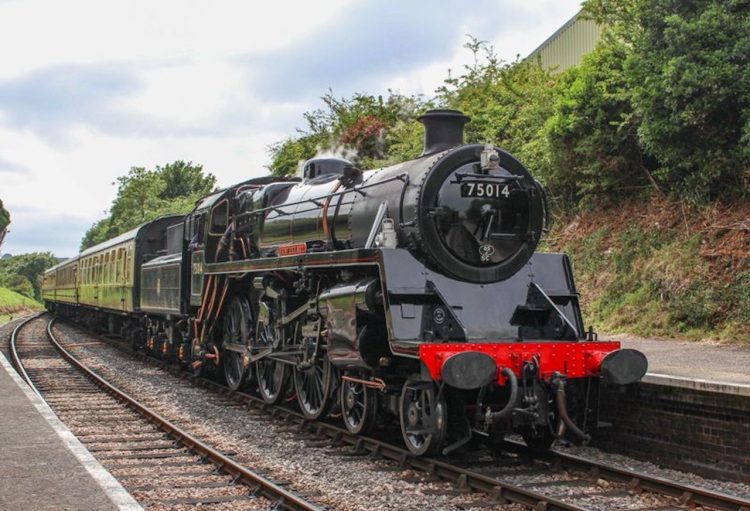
[81,161,216,250]
[0,198,9,252]
[0,252,58,300]
[0,199,9,232]
[159,160,217,200]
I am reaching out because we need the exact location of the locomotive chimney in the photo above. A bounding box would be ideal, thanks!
[418,109,470,156]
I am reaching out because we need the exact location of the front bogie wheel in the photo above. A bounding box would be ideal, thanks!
[399,378,447,456]
[341,374,378,435]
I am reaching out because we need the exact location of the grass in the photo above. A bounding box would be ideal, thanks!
[0,286,42,325]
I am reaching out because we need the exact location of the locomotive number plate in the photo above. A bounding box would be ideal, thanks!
[460,182,511,198]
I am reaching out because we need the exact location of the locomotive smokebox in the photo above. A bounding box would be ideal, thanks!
[418,109,470,155]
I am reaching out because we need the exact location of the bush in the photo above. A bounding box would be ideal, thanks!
[437,39,558,184]
[584,0,750,202]
[544,36,659,207]
[3,274,34,298]
[267,92,427,175]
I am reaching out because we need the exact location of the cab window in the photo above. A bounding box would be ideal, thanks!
[209,200,228,235]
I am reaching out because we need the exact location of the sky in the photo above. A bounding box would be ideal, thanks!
[0,0,582,257]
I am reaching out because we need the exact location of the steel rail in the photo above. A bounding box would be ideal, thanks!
[182,373,586,511]
[64,319,750,511]
[510,441,750,511]
[8,312,44,399]
[120,346,589,510]
[18,316,322,511]
[202,374,750,511]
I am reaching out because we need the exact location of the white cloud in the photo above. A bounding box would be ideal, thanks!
[0,0,353,77]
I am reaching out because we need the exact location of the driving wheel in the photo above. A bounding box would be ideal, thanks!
[253,307,287,404]
[294,350,333,420]
[222,296,252,391]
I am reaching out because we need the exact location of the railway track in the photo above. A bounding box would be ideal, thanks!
[15,314,750,511]
[58,318,750,511]
[9,315,323,511]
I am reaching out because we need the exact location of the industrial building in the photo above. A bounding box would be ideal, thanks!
[527,11,602,72]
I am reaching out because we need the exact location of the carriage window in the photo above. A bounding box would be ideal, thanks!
[209,200,228,235]
[126,247,132,282]
[110,250,116,283]
[115,249,122,282]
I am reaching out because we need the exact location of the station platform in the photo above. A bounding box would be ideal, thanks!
[0,349,141,510]
[598,334,750,482]
[606,334,750,396]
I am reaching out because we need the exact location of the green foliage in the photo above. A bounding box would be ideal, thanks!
[0,252,58,300]
[3,274,34,298]
[544,36,658,207]
[81,161,216,250]
[437,38,559,183]
[584,0,750,202]
[271,2,750,206]
[0,198,9,232]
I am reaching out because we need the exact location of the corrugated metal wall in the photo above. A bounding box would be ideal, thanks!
[528,15,602,73]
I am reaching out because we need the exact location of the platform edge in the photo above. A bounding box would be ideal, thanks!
[644,372,750,397]
[0,349,143,511]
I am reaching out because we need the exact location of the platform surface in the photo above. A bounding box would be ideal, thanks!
[613,334,750,396]
[0,349,141,510]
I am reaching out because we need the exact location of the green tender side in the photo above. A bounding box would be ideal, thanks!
[140,253,182,314]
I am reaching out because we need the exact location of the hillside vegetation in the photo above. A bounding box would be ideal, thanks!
[546,200,749,342]
[0,286,42,324]
[0,252,58,301]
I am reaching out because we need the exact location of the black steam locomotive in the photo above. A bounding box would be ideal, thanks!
[43,110,647,455]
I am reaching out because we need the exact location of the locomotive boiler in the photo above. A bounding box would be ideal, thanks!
[43,109,647,456]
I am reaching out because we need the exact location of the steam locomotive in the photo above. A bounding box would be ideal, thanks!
[42,110,647,455]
